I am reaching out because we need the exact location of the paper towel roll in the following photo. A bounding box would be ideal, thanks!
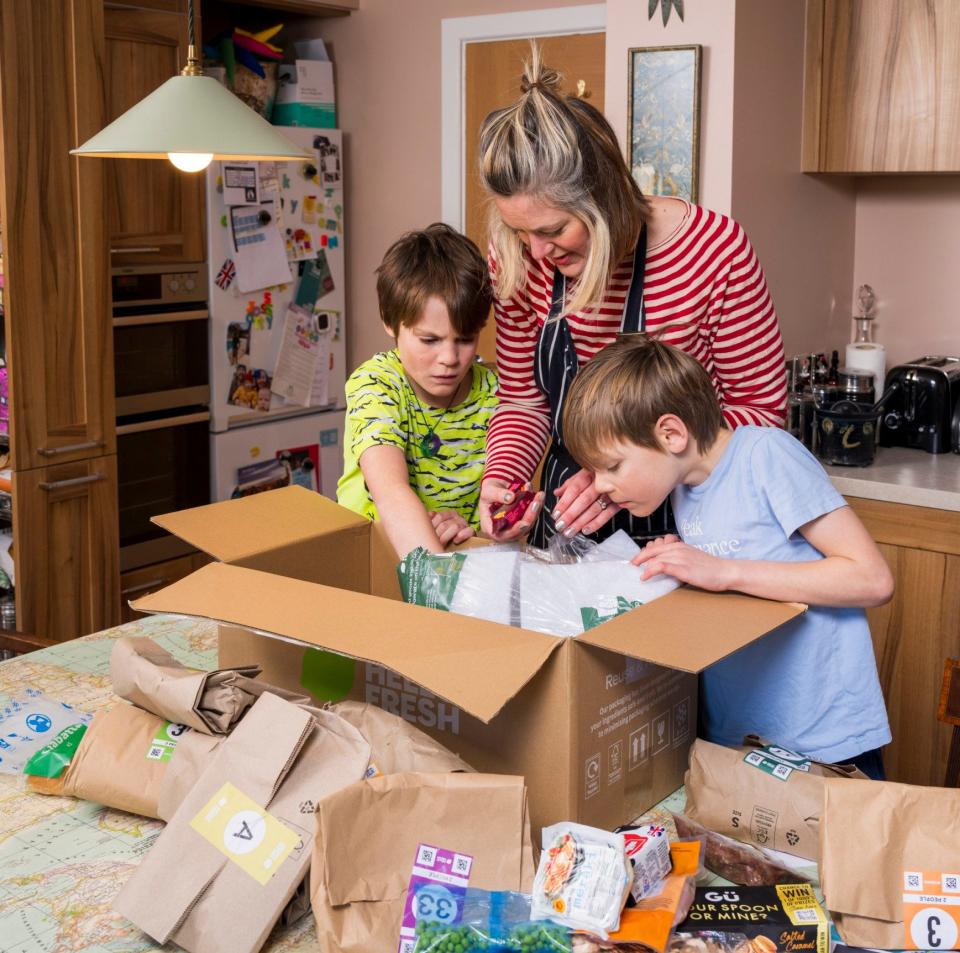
[845,342,886,391]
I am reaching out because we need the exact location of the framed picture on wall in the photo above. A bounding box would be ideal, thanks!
[627,45,702,203]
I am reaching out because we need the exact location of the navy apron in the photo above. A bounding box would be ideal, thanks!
[529,227,676,548]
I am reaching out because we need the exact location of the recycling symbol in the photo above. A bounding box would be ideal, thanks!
[786,829,799,846]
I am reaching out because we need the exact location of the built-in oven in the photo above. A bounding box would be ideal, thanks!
[112,263,211,571]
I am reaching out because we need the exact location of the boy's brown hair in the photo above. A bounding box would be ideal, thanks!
[563,336,726,469]
[376,223,493,336]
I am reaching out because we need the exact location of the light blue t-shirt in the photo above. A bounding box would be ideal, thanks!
[671,426,891,763]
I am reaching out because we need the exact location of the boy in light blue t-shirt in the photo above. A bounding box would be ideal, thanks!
[561,337,893,777]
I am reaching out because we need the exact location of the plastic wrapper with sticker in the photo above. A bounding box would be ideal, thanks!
[397,531,679,637]
[113,693,371,953]
[670,884,828,953]
[683,736,867,862]
[110,634,310,734]
[24,701,221,819]
[0,691,92,776]
[672,815,808,887]
[820,777,960,951]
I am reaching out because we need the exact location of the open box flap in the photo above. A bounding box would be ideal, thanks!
[576,587,805,672]
[132,563,563,724]
[151,486,366,563]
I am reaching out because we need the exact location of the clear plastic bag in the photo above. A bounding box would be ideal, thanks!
[411,889,574,952]
[0,690,93,775]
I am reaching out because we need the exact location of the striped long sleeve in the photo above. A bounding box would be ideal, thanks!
[484,201,787,485]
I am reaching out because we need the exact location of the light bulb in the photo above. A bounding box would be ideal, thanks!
[167,152,213,172]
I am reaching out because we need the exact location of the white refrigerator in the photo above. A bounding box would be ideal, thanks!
[205,126,347,502]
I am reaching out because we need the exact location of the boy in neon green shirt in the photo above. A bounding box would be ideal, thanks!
[337,224,498,557]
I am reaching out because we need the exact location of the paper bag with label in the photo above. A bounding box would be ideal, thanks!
[114,693,370,953]
[684,736,867,861]
[110,635,310,734]
[329,700,474,775]
[821,778,960,950]
[26,702,221,819]
[310,771,535,953]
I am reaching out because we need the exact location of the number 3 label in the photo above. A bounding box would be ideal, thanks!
[910,908,958,950]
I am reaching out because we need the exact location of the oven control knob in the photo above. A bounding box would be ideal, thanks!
[185,277,196,292]
[883,411,901,431]
[169,278,181,293]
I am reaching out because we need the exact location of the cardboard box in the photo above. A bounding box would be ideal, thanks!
[133,487,803,833]
[272,60,335,127]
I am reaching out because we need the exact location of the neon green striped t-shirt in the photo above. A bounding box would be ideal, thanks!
[337,349,498,528]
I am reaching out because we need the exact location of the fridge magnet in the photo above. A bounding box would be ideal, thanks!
[222,162,260,205]
[302,195,318,225]
[282,173,291,189]
[628,45,702,202]
[245,291,274,330]
[231,458,290,499]
[276,444,320,493]
[285,227,315,262]
[314,135,342,188]
[226,321,251,366]
[215,258,236,290]
[289,198,299,215]
[230,200,292,293]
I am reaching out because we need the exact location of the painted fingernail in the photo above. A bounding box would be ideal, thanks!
[563,527,575,538]
[555,519,566,531]
[504,493,514,503]
[529,500,540,513]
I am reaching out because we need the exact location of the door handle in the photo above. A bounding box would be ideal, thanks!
[110,247,161,254]
[37,440,105,457]
[39,474,106,491]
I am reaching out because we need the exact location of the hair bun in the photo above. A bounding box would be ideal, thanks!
[520,44,563,96]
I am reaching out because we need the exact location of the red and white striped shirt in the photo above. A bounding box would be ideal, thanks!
[485,200,787,484]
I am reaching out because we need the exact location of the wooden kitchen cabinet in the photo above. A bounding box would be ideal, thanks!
[104,4,205,265]
[119,551,209,623]
[803,0,960,172]
[12,456,121,642]
[847,497,960,786]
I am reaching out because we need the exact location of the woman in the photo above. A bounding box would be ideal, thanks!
[477,48,787,547]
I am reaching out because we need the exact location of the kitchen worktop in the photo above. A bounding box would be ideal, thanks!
[825,445,960,512]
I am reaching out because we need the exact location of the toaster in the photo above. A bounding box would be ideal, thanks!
[879,356,960,454]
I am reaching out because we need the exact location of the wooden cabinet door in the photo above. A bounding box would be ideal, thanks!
[13,456,121,642]
[119,551,209,623]
[0,0,116,470]
[804,0,960,171]
[104,5,205,265]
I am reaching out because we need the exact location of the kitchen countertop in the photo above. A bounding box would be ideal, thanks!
[824,445,960,511]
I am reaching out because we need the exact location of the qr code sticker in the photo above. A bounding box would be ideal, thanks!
[905,871,923,891]
[398,940,416,953]
[773,763,793,780]
[416,845,436,867]
[943,874,960,893]
[794,909,818,922]
[745,752,763,767]
[453,853,472,876]
[146,746,164,760]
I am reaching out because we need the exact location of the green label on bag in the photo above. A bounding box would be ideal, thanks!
[396,548,467,611]
[580,596,641,631]
[145,721,190,763]
[744,743,812,781]
[22,722,88,778]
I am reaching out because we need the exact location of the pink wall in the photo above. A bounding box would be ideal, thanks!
[294,0,589,372]
[853,178,960,367]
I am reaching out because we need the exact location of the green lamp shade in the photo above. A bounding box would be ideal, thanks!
[71,73,311,161]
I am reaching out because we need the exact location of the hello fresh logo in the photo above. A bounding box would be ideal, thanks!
[363,664,460,735]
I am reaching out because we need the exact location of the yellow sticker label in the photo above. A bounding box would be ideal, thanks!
[775,883,828,953]
[190,782,300,886]
[903,869,960,950]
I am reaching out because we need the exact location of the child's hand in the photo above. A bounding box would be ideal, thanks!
[429,510,475,547]
[632,536,736,591]
[479,478,542,540]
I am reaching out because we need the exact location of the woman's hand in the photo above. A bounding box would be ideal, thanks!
[429,510,475,547]
[479,478,543,540]
[632,535,735,591]
[552,469,620,537]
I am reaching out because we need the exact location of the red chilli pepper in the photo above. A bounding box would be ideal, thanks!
[490,479,536,534]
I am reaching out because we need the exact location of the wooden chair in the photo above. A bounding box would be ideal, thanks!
[0,630,57,660]
[937,658,960,787]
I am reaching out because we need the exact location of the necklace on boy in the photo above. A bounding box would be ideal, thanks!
[410,382,461,458]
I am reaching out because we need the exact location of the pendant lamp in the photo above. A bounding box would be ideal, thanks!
[71,1,309,171]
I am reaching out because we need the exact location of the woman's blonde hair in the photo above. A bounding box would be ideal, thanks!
[478,44,650,315]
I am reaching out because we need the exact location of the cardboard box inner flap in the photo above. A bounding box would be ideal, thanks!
[136,487,804,724]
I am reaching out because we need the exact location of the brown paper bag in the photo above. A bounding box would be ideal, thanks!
[310,771,535,953]
[110,635,309,733]
[26,702,221,819]
[114,692,370,953]
[330,700,474,775]
[684,736,866,861]
[821,777,960,950]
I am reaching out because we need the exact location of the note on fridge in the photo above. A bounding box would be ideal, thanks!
[222,162,260,206]
[230,200,292,293]
[272,304,322,407]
